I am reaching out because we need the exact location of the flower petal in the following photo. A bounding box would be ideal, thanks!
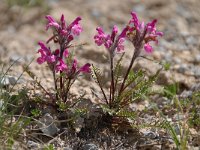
[144,43,153,53]
[79,63,91,73]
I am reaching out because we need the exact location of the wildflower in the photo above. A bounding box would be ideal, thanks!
[55,59,67,72]
[70,59,91,76]
[94,26,128,54]
[94,27,107,46]
[127,11,163,53]
[79,63,91,73]
[37,41,56,64]
[71,59,78,74]
[116,38,125,53]
[63,49,69,58]
[71,24,83,36]
[45,15,60,30]
[144,43,153,53]
[45,14,83,49]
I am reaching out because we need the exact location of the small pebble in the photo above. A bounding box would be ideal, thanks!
[82,143,98,150]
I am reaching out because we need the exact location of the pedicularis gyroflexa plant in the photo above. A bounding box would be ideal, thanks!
[37,14,91,108]
[36,12,163,114]
[93,11,163,114]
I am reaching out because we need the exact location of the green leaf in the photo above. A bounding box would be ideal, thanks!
[116,109,137,120]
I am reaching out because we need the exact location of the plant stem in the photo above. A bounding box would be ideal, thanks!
[53,70,58,102]
[60,43,65,91]
[119,48,140,95]
[109,54,115,109]
[64,78,71,103]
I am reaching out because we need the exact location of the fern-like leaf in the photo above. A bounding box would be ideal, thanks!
[91,65,108,103]
[114,53,125,89]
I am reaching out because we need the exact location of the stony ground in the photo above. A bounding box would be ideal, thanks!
[0,0,200,149]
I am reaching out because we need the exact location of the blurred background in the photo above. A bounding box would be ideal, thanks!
[0,0,200,92]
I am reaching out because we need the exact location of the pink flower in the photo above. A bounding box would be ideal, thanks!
[118,26,129,39]
[67,59,91,78]
[94,26,128,54]
[144,43,153,53]
[94,27,107,46]
[63,49,69,57]
[129,12,140,31]
[37,41,56,64]
[71,24,83,36]
[37,57,46,64]
[46,55,56,63]
[111,25,118,41]
[45,15,83,46]
[71,59,78,73]
[104,35,112,49]
[128,11,163,53]
[68,17,82,30]
[116,38,125,53]
[55,59,67,72]
[45,15,60,30]
[79,63,91,73]
[60,14,66,29]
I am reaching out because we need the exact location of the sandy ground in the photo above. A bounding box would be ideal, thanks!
[0,0,200,89]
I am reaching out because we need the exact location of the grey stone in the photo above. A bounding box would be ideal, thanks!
[177,64,188,73]
[173,57,182,64]
[82,144,98,150]
[193,67,200,77]
[63,147,73,150]
[0,75,18,86]
[38,113,59,136]
[143,131,158,139]
[186,36,198,46]
[180,90,193,98]
[191,83,200,92]
[27,140,40,149]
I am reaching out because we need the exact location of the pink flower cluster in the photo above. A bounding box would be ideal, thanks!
[128,12,163,53]
[37,14,90,77]
[37,42,57,64]
[46,14,83,38]
[94,11,163,54]
[55,49,91,76]
[94,25,128,54]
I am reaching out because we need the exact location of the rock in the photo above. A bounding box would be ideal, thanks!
[82,143,98,150]
[180,90,193,98]
[38,113,59,136]
[27,140,40,149]
[173,57,182,64]
[186,36,198,47]
[191,83,200,92]
[191,66,200,77]
[74,117,85,133]
[177,64,188,74]
[0,75,19,86]
[63,147,73,150]
[142,131,158,139]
